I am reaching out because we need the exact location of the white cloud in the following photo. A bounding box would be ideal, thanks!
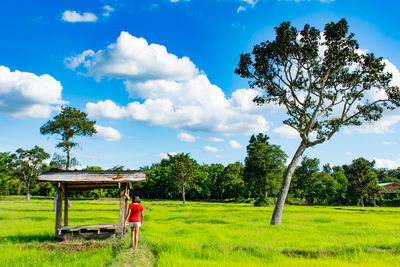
[86,100,128,119]
[273,125,299,139]
[346,152,356,157]
[345,115,400,135]
[177,132,197,142]
[382,141,391,145]
[94,125,122,141]
[0,66,66,118]
[62,10,98,23]
[70,31,270,135]
[241,0,258,8]
[156,152,177,159]
[208,137,225,142]
[237,6,246,13]
[204,145,221,153]
[102,5,115,17]
[216,154,223,159]
[66,31,198,81]
[374,157,400,169]
[228,140,243,149]
[65,50,95,70]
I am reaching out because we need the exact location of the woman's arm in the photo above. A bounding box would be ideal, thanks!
[140,210,144,223]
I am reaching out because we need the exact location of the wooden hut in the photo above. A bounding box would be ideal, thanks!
[38,170,146,241]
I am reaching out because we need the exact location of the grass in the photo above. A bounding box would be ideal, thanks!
[141,201,400,266]
[1,196,400,266]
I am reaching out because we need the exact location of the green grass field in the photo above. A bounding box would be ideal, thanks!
[1,197,400,266]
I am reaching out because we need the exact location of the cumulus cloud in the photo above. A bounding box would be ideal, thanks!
[374,157,400,169]
[103,5,115,17]
[86,100,128,119]
[208,137,225,142]
[228,140,243,149]
[66,31,198,81]
[177,132,197,142]
[62,10,98,23]
[0,66,66,118]
[94,125,122,141]
[273,125,299,139]
[70,31,270,135]
[204,145,221,153]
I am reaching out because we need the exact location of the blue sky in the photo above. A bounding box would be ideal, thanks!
[1,0,400,170]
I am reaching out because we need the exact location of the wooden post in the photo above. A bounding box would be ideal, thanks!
[124,187,130,233]
[64,185,69,227]
[117,183,127,237]
[55,183,63,239]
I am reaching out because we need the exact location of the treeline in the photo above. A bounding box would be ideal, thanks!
[1,133,400,206]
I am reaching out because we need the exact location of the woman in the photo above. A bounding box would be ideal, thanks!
[125,196,144,250]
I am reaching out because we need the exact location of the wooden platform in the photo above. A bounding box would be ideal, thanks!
[57,223,120,241]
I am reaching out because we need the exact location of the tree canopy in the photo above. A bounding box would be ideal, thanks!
[235,18,400,224]
[244,133,287,205]
[12,146,49,201]
[40,107,96,170]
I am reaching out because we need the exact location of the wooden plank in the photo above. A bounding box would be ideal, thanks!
[55,184,63,238]
[38,171,146,183]
[64,187,68,226]
[61,223,117,231]
[66,184,119,191]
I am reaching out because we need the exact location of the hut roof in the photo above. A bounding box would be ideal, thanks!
[38,170,146,183]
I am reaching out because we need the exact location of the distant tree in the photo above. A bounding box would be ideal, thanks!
[374,168,400,183]
[236,19,400,224]
[12,146,50,201]
[331,170,348,205]
[49,153,79,170]
[206,163,225,199]
[303,172,339,205]
[291,157,320,199]
[40,107,96,170]
[322,163,332,174]
[220,162,245,200]
[244,133,287,205]
[170,153,196,205]
[0,152,18,196]
[343,158,380,206]
[83,166,103,171]
[110,165,125,171]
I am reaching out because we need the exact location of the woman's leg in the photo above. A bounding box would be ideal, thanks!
[134,226,140,249]
[130,227,134,247]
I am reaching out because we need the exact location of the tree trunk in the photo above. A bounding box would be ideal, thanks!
[66,147,70,170]
[359,195,364,207]
[182,184,186,205]
[271,141,307,225]
[26,179,30,202]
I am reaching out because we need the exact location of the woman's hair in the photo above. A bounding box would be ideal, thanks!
[133,196,141,203]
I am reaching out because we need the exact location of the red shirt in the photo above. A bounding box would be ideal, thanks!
[128,203,143,222]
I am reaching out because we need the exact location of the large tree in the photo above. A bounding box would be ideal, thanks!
[13,146,49,201]
[40,107,96,170]
[235,19,400,224]
[170,153,196,205]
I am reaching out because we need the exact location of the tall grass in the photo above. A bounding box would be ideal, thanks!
[1,197,400,266]
[142,201,400,266]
